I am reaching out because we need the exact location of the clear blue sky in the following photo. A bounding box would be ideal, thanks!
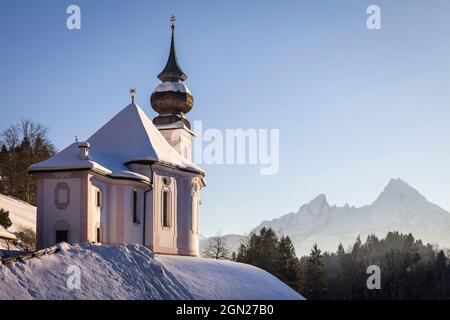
[1,0,450,237]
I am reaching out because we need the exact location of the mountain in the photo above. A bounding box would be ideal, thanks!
[205,179,450,256]
[254,178,450,255]
[0,243,303,300]
[199,234,247,255]
[0,194,36,233]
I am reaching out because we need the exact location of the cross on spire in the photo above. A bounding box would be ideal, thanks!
[170,15,176,30]
[129,88,136,104]
[157,15,187,82]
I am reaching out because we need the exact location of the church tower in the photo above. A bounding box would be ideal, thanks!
[151,16,195,161]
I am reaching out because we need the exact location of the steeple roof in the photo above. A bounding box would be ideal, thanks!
[157,16,187,82]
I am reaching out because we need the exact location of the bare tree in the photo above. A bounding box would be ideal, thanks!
[15,226,36,251]
[0,119,55,203]
[203,231,230,260]
[0,125,20,195]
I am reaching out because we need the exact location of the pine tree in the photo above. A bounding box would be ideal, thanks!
[257,227,280,275]
[435,250,448,299]
[236,244,247,262]
[231,251,237,261]
[235,228,280,276]
[235,228,303,292]
[0,145,9,194]
[278,236,300,290]
[303,243,326,299]
[337,243,345,256]
[0,208,12,229]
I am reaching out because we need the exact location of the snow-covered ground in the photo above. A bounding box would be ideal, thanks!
[0,243,304,300]
[0,194,36,233]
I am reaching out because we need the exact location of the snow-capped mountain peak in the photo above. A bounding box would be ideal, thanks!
[373,178,426,205]
[250,178,450,255]
[299,194,329,215]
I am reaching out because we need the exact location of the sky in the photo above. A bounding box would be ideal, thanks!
[1,0,450,237]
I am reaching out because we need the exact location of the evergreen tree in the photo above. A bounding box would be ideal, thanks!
[278,236,301,290]
[303,244,326,299]
[238,228,280,275]
[0,208,12,229]
[435,250,448,299]
[230,251,237,261]
[0,145,9,194]
[236,244,247,262]
[257,227,280,275]
[337,243,345,256]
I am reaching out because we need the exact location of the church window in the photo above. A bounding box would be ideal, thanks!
[162,190,170,228]
[132,190,139,224]
[191,182,199,234]
[96,189,101,208]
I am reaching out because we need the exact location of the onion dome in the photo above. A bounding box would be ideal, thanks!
[151,16,193,129]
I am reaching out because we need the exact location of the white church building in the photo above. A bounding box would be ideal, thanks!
[29,18,205,256]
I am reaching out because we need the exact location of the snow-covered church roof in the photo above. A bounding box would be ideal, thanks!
[29,104,204,182]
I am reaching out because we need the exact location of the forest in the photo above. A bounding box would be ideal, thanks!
[221,227,450,300]
[0,119,55,205]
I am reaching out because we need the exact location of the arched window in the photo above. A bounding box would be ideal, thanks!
[191,182,199,234]
[132,189,139,224]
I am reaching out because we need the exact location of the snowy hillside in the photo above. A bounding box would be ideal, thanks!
[0,243,303,300]
[254,179,450,255]
[0,194,36,233]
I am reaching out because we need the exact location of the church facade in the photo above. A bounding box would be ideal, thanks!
[29,19,205,256]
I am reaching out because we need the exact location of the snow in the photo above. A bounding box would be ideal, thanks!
[29,104,204,178]
[0,193,36,233]
[157,254,303,300]
[0,226,15,240]
[154,81,191,94]
[0,243,303,300]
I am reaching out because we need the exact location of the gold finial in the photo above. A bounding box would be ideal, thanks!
[170,15,176,30]
[129,88,136,104]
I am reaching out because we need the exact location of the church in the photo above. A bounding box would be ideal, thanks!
[29,17,205,256]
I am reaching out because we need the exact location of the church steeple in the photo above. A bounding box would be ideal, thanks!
[150,15,194,130]
[157,15,187,82]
